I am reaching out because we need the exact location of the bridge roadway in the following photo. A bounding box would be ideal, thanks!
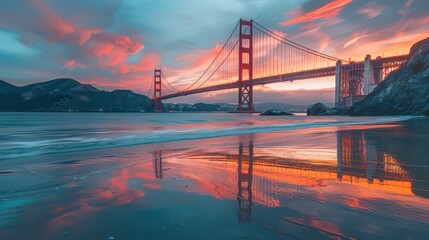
[158,54,409,100]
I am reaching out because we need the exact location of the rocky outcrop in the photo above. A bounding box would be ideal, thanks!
[0,78,152,112]
[260,109,293,116]
[307,102,351,116]
[306,102,330,116]
[327,106,352,116]
[351,37,429,116]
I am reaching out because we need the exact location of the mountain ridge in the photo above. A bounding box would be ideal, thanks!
[0,78,153,112]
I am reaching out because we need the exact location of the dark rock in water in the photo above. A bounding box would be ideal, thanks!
[307,103,351,116]
[327,106,352,116]
[351,37,429,116]
[260,109,293,116]
[306,102,330,116]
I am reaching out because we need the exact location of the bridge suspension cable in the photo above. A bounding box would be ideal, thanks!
[161,71,179,92]
[252,20,347,63]
[188,38,240,91]
[179,21,240,92]
[157,19,352,98]
[147,75,153,97]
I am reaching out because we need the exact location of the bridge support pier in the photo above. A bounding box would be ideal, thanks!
[335,60,342,107]
[153,150,163,179]
[237,19,255,112]
[337,131,343,180]
[373,56,383,85]
[364,55,375,95]
[153,69,163,112]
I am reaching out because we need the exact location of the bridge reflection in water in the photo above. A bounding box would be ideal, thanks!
[151,127,421,224]
[337,130,410,186]
[10,124,425,240]
[237,140,254,223]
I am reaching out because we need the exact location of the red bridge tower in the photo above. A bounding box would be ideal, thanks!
[237,19,254,112]
[153,69,163,112]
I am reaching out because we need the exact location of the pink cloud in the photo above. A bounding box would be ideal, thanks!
[337,16,429,59]
[116,52,161,74]
[75,28,101,45]
[85,32,144,66]
[63,59,86,70]
[27,0,145,74]
[26,0,106,46]
[287,25,334,57]
[90,32,144,55]
[64,59,77,69]
[280,0,352,26]
[319,36,330,53]
[81,65,156,91]
[175,44,223,69]
[29,0,75,41]
[160,44,225,88]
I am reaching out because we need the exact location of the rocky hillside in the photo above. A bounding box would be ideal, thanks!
[0,78,152,112]
[351,37,429,116]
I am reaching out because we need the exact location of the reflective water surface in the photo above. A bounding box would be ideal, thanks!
[0,113,428,239]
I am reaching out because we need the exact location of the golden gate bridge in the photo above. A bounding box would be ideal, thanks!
[148,19,409,112]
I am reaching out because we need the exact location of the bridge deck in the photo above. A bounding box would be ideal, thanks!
[159,55,409,100]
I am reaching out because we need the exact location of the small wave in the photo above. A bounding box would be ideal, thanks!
[0,116,414,160]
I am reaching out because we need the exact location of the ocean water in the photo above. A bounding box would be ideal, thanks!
[0,113,428,239]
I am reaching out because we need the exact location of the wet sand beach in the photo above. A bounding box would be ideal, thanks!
[1,113,428,239]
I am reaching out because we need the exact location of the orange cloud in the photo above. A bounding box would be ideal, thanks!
[280,0,352,26]
[338,16,429,59]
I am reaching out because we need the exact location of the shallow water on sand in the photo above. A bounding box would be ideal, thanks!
[0,113,429,239]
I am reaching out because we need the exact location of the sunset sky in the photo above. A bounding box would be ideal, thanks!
[0,0,428,104]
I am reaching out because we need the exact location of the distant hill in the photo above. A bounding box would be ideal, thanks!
[0,80,20,94]
[162,102,317,112]
[164,102,223,112]
[0,78,152,112]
